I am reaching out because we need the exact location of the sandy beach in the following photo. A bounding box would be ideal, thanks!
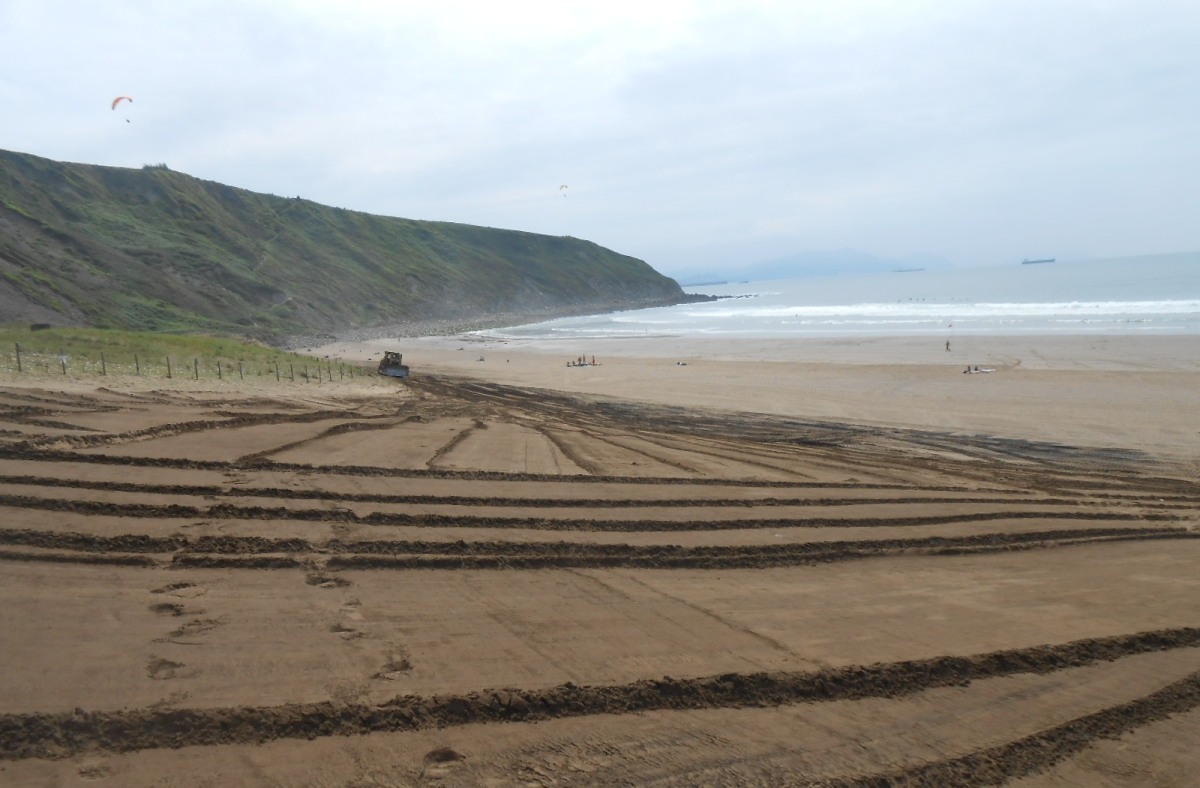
[1,331,1198,785]
[313,332,1200,461]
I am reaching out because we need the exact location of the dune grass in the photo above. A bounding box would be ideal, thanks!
[0,325,366,381]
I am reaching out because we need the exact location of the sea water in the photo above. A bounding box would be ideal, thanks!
[487,252,1200,339]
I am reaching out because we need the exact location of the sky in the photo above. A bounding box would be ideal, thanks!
[2,0,1199,278]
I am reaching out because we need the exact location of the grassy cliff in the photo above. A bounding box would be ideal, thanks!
[0,149,686,340]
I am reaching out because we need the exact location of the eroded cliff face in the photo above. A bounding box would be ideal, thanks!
[0,149,685,339]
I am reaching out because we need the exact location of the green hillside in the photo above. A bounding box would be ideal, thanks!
[0,149,688,340]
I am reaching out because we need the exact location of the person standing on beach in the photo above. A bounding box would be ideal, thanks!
[945,340,951,352]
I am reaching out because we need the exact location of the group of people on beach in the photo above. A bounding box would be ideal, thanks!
[948,339,993,373]
[567,355,598,367]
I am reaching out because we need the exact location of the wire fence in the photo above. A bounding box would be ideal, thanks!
[4,341,373,384]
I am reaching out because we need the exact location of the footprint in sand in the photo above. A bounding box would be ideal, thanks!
[76,757,113,781]
[305,573,351,588]
[148,584,208,622]
[330,599,367,640]
[329,621,365,640]
[149,690,190,709]
[156,617,224,645]
[145,656,198,680]
[372,644,413,680]
[422,747,465,780]
[150,581,209,599]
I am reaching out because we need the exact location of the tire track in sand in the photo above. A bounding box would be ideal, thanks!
[1,626,1197,762]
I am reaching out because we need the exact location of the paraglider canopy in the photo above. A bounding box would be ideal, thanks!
[111,96,133,110]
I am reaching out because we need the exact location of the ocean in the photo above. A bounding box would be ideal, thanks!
[486,252,1200,340]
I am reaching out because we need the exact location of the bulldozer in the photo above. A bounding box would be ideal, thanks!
[377,351,410,378]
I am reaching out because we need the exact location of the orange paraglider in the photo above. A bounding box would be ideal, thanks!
[111,96,133,110]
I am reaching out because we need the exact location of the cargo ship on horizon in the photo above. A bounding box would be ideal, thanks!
[1021,258,1055,265]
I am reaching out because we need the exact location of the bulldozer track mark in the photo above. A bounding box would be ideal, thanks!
[3,379,1198,781]
[235,418,400,464]
[599,433,718,475]
[824,669,1200,787]
[2,626,1197,761]
[528,424,607,476]
[2,525,1194,571]
[646,430,852,476]
[4,473,1135,509]
[424,420,486,469]
[0,446,1005,488]
[616,430,809,479]
[12,409,379,452]
[0,494,1178,531]
[0,548,159,567]
[576,427,703,475]
[409,375,1175,480]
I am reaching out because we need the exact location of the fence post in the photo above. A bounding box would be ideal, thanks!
[275,361,281,381]
[303,365,309,382]
[238,361,244,381]
[14,343,21,373]
[193,358,199,380]
[135,354,140,376]
[167,357,172,379]
[289,363,294,382]
[217,361,223,380]
[100,352,107,376]
[60,349,67,375]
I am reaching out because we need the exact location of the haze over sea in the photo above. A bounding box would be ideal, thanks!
[488,252,1200,340]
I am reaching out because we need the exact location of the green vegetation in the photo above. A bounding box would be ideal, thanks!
[0,149,686,342]
[0,324,341,378]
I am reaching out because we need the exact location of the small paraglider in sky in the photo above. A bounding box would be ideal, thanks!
[560,184,568,197]
[112,96,133,122]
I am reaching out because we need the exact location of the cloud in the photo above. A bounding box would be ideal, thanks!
[3,0,1199,274]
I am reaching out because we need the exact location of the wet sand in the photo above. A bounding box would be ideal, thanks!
[1,331,1198,785]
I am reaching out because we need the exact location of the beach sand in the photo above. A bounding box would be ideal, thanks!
[1,331,1198,785]
[313,332,1200,460]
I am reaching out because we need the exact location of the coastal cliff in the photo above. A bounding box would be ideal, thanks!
[0,149,691,341]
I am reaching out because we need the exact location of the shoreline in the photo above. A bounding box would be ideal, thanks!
[312,330,1200,371]
[276,293,718,351]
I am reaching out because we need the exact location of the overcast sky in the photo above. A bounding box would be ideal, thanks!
[2,0,1198,276]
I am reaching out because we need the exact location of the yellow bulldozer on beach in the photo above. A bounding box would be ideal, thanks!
[377,351,410,378]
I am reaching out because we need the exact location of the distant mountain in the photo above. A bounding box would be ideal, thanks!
[0,149,689,340]
[677,249,953,285]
